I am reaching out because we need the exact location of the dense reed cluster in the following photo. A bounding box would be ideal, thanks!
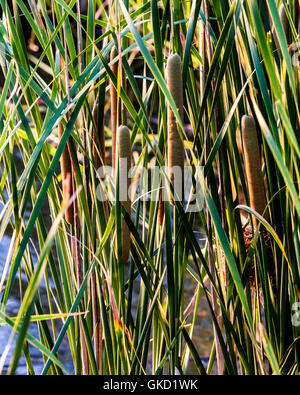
[0,0,300,376]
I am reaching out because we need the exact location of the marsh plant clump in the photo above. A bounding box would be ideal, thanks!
[0,0,300,376]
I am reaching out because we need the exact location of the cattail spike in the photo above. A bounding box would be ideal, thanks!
[158,190,164,227]
[58,122,74,225]
[241,115,266,228]
[167,53,184,204]
[117,125,131,263]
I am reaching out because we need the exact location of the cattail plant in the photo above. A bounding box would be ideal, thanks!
[165,53,185,374]
[241,115,274,288]
[166,53,184,204]
[116,125,131,263]
[58,122,74,225]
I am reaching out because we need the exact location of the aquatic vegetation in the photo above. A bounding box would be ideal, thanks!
[0,0,299,376]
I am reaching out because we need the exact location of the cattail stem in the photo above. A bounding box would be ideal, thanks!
[117,125,131,263]
[110,46,127,171]
[91,270,102,372]
[92,104,106,170]
[110,46,119,171]
[166,53,184,204]
[91,99,106,372]
[242,115,266,228]
[58,122,74,225]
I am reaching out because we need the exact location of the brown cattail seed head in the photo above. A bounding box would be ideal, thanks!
[273,3,289,50]
[58,122,74,225]
[158,190,164,227]
[167,53,184,204]
[241,115,266,228]
[117,125,131,263]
